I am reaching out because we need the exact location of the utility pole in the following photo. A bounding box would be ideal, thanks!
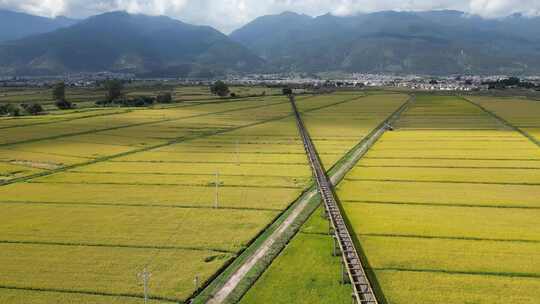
[138,267,151,304]
[214,171,219,209]
[235,140,240,166]
[194,275,200,290]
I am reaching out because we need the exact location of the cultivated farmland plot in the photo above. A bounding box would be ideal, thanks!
[1,90,539,304]
[335,95,540,304]
[238,92,411,303]
[0,92,375,303]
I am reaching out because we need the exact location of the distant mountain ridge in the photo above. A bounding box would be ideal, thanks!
[230,10,540,75]
[0,9,78,42]
[2,9,540,76]
[0,11,264,77]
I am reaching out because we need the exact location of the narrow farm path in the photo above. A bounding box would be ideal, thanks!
[204,95,414,304]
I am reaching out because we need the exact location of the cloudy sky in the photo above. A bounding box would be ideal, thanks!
[1,0,540,33]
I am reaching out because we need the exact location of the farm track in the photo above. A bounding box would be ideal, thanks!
[461,96,540,148]
[200,95,413,304]
[0,94,362,187]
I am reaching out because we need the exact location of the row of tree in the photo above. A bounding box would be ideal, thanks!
[96,80,173,107]
[483,77,540,90]
[1,80,293,117]
[0,103,44,116]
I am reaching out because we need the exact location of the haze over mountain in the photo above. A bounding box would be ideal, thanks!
[0,11,264,77]
[231,10,540,75]
[0,9,78,42]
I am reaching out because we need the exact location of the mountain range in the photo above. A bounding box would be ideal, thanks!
[0,11,263,77]
[0,10,78,42]
[230,10,540,75]
[1,9,540,76]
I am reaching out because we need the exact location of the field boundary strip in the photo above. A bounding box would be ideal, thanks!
[66,171,308,178]
[364,156,540,161]
[193,94,414,304]
[0,239,235,253]
[343,178,540,186]
[342,200,540,210]
[460,96,540,148]
[0,200,283,212]
[356,165,540,170]
[0,108,133,130]
[0,94,363,187]
[355,233,540,244]
[0,285,179,304]
[27,180,304,189]
[369,267,540,279]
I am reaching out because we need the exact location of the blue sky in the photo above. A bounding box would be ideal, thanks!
[1,0,539,33]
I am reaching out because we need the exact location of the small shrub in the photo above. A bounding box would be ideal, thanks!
[210,81,230,97]
[282,87,293,95]
[21,103,44,115]
[55,99,74,110]
[96,96,155,107]
[0,104,21,116]
[156,92,173,103]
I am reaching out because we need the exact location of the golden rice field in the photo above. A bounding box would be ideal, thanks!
[2,89,539,304]
[0,85,280,110]
[297,92,409,168]
[0,92,352,303]
[237,92,411,303]
[466,96,540,143]
[337,94,540,304]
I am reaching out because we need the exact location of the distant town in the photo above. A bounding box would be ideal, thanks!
[1,72,540,92]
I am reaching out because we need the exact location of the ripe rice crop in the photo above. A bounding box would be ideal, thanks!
[346,166,540,184]
[339,96,540,303]
[239,207,351,304]
[375,270,540,304]
[0,243,228,302]
[0,203,279,252]
[338,180,540,207]
[0,182,303,210]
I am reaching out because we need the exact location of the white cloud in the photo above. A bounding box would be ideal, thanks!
[469,0,540,17]
[1,0,540,32]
